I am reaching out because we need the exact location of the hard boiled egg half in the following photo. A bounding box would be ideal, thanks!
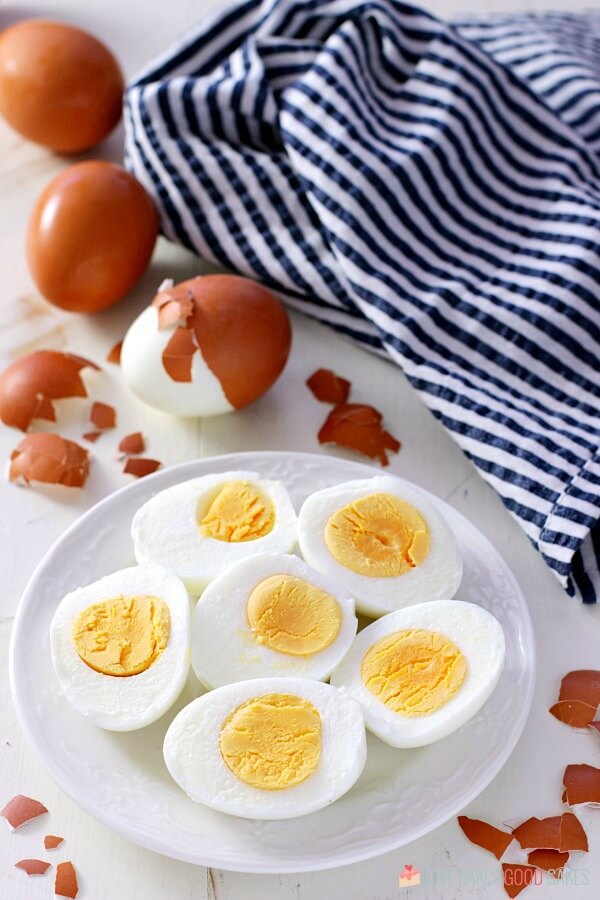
[163,678,366,819]
[132,470,298,594]
[50,564,190,731]
[331,600,505,748]
[298,475,462,617]
[192,553,357,688]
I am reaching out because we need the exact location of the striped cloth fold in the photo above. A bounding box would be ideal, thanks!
[124,0,600,603]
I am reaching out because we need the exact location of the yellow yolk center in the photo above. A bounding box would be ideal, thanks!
[72,595,170,677]
[361,628,467,716]
[199,480,275,542]
[325,492,430,577]
[247,574,342,656]
[219,693,321,790]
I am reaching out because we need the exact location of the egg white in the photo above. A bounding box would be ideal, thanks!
[298,475,463,617]
[49,564,191,732]
[192,553,358,688]
[131,470,298,594]
[163,677,367,819]
[121,305,234,417]
[330,600,505,748]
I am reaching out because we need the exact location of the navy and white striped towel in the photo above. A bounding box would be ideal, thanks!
[124,0,600,603]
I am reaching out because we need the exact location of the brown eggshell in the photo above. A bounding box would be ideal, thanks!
[15,858,51,876]
[527,849,569,875]
[0,351,98,431]
[0,20,123,153]
[306,368,351,404]
[156,275,291,407]
[55,861,78,899]
[501,864,538,898]
[549,700,598,729]
[562,764,600,806]
[118,432,145,455]
[457,816,513,859]
[318,403,401,466]
[10,434,90,488]
[90,401,116,430]
[1,795,48,830]
[106,340,123,364]
[162,327,197,383]
[123,457,161,478]
[512,812,587,852]
[44,834,64,850]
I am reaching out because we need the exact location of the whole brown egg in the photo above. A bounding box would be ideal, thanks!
[27,161,158,313]
[0,20,124,153]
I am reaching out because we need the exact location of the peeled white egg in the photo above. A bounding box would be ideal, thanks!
[298,475,462,617]
[50,564,191,731]
[131,470,298,594]
[331,600,505,748]
[163,677,367,819]
[192,553,358,688]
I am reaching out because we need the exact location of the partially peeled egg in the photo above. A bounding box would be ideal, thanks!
[120,275,291,417]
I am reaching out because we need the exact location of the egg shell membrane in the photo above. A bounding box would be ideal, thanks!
[330,600,505,748]
[131,470,298,594]
[163,678,366,820]
[192,552,357,688]
[50,564,190,731]
[298,476,463,617]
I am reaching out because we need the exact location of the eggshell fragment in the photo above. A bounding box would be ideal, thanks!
[44,835,64,850]
[559,670,600,706]
[527,849,568,875]
[549,700,597,729]
[0,351,98,431]
[457,816,513,859]
[10,434,90,488]
[118,432,145,455]
[307,368,351,404]
[501,863,538,898]
[550,671,600,729]
[162,327,197,382]
[55,861,78,899]
[153,289,194,330]
[106,340,123,364]
[123,457,161,478]
[83,432,102,443]
[318,403,400,466]
[90,401,116,430]
[562,764,600,806]
[15,858,51,876]
[1,795,48,829]
[512,812,587,852]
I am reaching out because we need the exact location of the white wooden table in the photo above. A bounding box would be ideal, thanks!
[1,1,599,898]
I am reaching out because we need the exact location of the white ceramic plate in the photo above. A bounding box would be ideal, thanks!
[10,452,535,873]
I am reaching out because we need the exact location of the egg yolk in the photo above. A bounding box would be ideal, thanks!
[361,628,467,716]
[72,595,170,677]
[219,693,321,790]
[325,492,430,577]
[199,480,275,542]
[247,574,341,656]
